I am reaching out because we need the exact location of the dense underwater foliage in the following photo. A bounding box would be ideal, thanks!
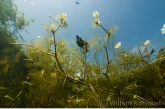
[1,1,165,108]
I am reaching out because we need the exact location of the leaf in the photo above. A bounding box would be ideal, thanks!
[89,84,100,107]
[76,35,84,48]
[3,64,9,74]
[150,48,155,55]
[0,87,7,90]
[4,95,14,101]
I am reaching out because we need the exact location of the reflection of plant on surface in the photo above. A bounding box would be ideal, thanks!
[10,11,165,108]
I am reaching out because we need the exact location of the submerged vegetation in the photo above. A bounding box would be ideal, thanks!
[0,0,31,107]
[1,1,165,107]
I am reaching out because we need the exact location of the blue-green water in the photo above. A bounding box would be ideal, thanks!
[14,0,165,51]
[0,0,165,108]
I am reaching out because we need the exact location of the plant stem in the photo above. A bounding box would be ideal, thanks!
[52,25,65,75]
[138,44,161,86]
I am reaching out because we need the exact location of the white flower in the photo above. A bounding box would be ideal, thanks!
[93,11,99,18]
[114,42,121,49]
[143,40,149,46]
[37,36,41,38]
[62,13,67,19]
[161,24,165,34]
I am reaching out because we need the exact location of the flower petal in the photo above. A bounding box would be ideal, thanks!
[143,40,149,46]
[114,42,121,49]
[93,11,99,18]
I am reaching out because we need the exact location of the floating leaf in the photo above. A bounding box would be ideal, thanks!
[4,95,14,101]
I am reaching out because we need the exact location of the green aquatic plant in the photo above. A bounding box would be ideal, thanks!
[0,86,7,90]
[0,0,32,108]
[4,95,14,101]
[0,0,33,41]
[9,11,165,108]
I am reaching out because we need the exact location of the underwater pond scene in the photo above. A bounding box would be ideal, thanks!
[1,0,165,108]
